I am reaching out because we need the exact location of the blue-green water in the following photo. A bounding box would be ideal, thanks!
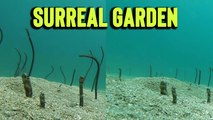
[107,1,213,86]
[0,1,106,90]
[1,0,212,90]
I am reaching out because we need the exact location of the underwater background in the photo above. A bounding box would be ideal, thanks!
[0,0,106,90]
[107,0,213,86]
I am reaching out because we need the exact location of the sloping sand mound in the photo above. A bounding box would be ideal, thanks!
[106,75,213,120]
[0,77,106,119]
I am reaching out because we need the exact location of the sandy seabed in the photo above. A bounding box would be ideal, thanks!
[0,77,106,120]
[106,75,213,120]
[2,75,213,120]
